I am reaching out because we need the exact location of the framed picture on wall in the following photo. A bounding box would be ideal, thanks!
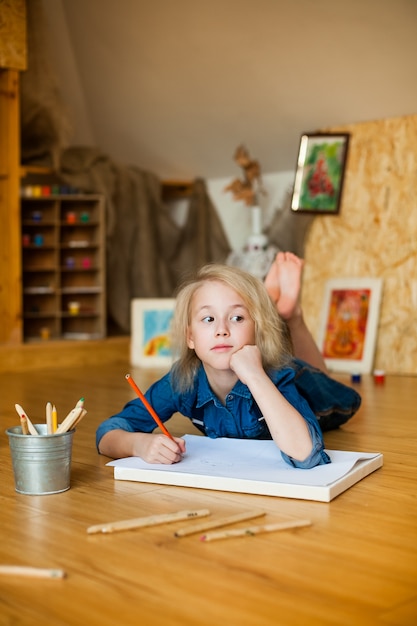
[130,298,175,368]
[317,278,383,374]
[291,132,350,214]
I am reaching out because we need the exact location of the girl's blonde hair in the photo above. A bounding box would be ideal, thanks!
[170,264,293,392]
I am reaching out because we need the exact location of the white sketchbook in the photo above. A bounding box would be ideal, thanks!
[107,435,383,503]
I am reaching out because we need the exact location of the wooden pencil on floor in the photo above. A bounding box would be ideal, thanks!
[87,509,211,535]
[0,565,66,579]
[200,519,312,542]
[175,510,266,537]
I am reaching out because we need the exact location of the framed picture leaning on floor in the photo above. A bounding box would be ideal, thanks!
[317,278,383,374]
[130,298,175,368]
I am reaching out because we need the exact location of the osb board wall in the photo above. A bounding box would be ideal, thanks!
[0,0,27,70]
[302,114,417,375]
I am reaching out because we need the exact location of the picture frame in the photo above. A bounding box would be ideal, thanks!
[317,278,383,374]
[291,132,350,214]
[130,298,175,368]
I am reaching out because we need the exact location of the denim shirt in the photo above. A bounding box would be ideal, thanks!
[96,362,334,469]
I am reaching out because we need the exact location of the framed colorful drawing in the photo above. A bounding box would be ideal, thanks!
[291,132,350,214]
[317,278,383,374]
[130,298,175,368]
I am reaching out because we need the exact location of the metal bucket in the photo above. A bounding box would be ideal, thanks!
[6,424,74,495]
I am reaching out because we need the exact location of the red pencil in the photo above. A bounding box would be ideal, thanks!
[125,374,175,441]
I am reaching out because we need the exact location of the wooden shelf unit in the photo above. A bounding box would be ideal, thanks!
[21,194,106,342]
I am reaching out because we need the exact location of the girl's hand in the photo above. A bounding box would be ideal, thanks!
[229,344,265,385]
[132,433,185,464]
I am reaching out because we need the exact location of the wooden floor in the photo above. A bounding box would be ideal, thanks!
[0,348,416,626]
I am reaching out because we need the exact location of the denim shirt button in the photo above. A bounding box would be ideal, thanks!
[227,394,233,400]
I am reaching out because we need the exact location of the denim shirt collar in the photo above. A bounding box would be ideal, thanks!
[194,363,294,408]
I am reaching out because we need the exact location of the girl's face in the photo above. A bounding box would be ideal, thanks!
[187,280,256,372]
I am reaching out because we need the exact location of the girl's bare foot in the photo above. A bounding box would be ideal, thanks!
[264,252,304,320]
